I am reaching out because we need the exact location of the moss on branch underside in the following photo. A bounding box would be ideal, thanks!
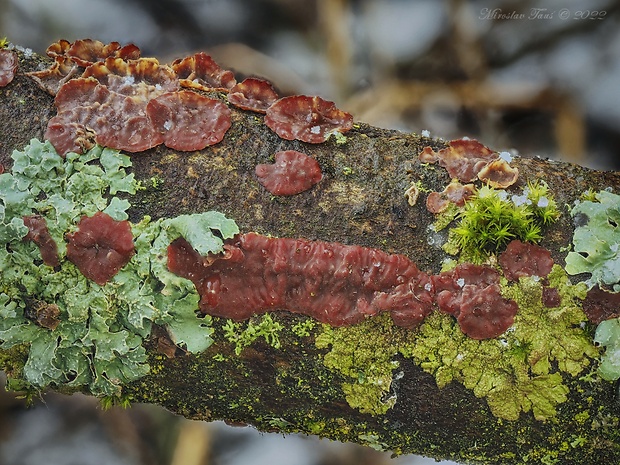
[1,46,620,465]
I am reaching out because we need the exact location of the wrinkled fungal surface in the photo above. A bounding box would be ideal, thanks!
[582,285,620,324]
[477,158,519,188]
[420,138,503,182]
[172,52,236,92]
[499,240,554,281]
[265,95,353,143]
[167,232,434,328]
[147,90,232,151]
[0,49,18,87]
[66,211,135,285]
[255,150,323,195]
[425,181,475,214]
[23,215,60,267]
[228,77,279,113]
[432,263,518,339]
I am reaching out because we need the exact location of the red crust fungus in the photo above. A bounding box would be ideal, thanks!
[25,56,80,95]
[477,159,519,188]
[255,150,323,195]
[420,138,517,187]
[499,240,554,281]
[66,39,140,67]
[426,181,476,214]
[264,95,353,143]
[432,264,517,339]
[147,90,231,151]
[541,286,562,308]
[66,212,135,286]
[0,49,18,87]
[582,286,620,324]
[167,232,434,328]
[171,52,236,92]
[228,77,279,113]
[23,215,60,267]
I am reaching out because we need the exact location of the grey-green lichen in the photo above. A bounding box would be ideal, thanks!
[565,189,620,381]
[407,265,597,421]
[0,139,238,396]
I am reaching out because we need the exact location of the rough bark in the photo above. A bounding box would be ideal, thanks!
[2,48,620,465]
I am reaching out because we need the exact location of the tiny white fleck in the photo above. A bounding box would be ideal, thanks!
[511,194,531,207]
[123,75,135,85]
[499,151,513,163]
[531,275,541,282]
[310,125,321,134]
[155,83,162,91]
[163,120,172,131]
[537,197,549,208]
[456,354,464,361]
[421,129,430,137]
[497,190,508,201]
[462,136,471,140]
[499,339,509,347]
[456,278,465,288]
[424,282,432,292]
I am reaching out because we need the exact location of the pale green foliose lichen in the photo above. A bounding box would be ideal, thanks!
[565,190,620,291]
[0,139,238,396]
[406,265,596,421]
[565,190,620,381]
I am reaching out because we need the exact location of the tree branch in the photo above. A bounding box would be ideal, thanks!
[1,46,620,465]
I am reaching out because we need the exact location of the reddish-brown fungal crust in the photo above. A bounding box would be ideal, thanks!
[147,91,232,151]
[432,263,517,339]
[66,212,135,286]
[499,240,554,281]
[426,181,476,214]
[457,284,518,340]
[255,150,323,196]
[25,56,81,95]
[478,159,519,188]
[582,286,620,324]
[0,49,18,87]
[171,52,236,92]
[542,286,562,308]
[167,233,434,328]
[67,39,140,67]
[228,77,279,113]
[420,139,500,182]
[22,215,60,267]
[264,95,353,143]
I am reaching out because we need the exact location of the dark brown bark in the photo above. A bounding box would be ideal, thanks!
[1,48,620,465]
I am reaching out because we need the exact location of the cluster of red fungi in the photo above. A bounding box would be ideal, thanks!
[18,39,355,196]
[5,39,601,339]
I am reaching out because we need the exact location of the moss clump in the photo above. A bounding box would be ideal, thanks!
[406,265,597,421]
[445,182,559,261]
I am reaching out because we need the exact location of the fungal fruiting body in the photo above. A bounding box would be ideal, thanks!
[420,138,518,188]
[22,215,60,267]
[255,150,323,195]
[167,232,434,328]
[66,211,135,285]
[228,77,279,113]
[264,95,353,143]
[0,49,18,87]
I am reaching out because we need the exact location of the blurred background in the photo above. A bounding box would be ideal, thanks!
[1,0,619,464]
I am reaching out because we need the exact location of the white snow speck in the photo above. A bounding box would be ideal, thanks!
[424,283,432,292]
[537,196,549,208]
[163,120,172,131]
[310,125,321,134]
[456,278,465,288]
[421,129,430,137]
[499,151,513,163]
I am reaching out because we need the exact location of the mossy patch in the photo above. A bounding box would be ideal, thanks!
[406,265,597,421]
